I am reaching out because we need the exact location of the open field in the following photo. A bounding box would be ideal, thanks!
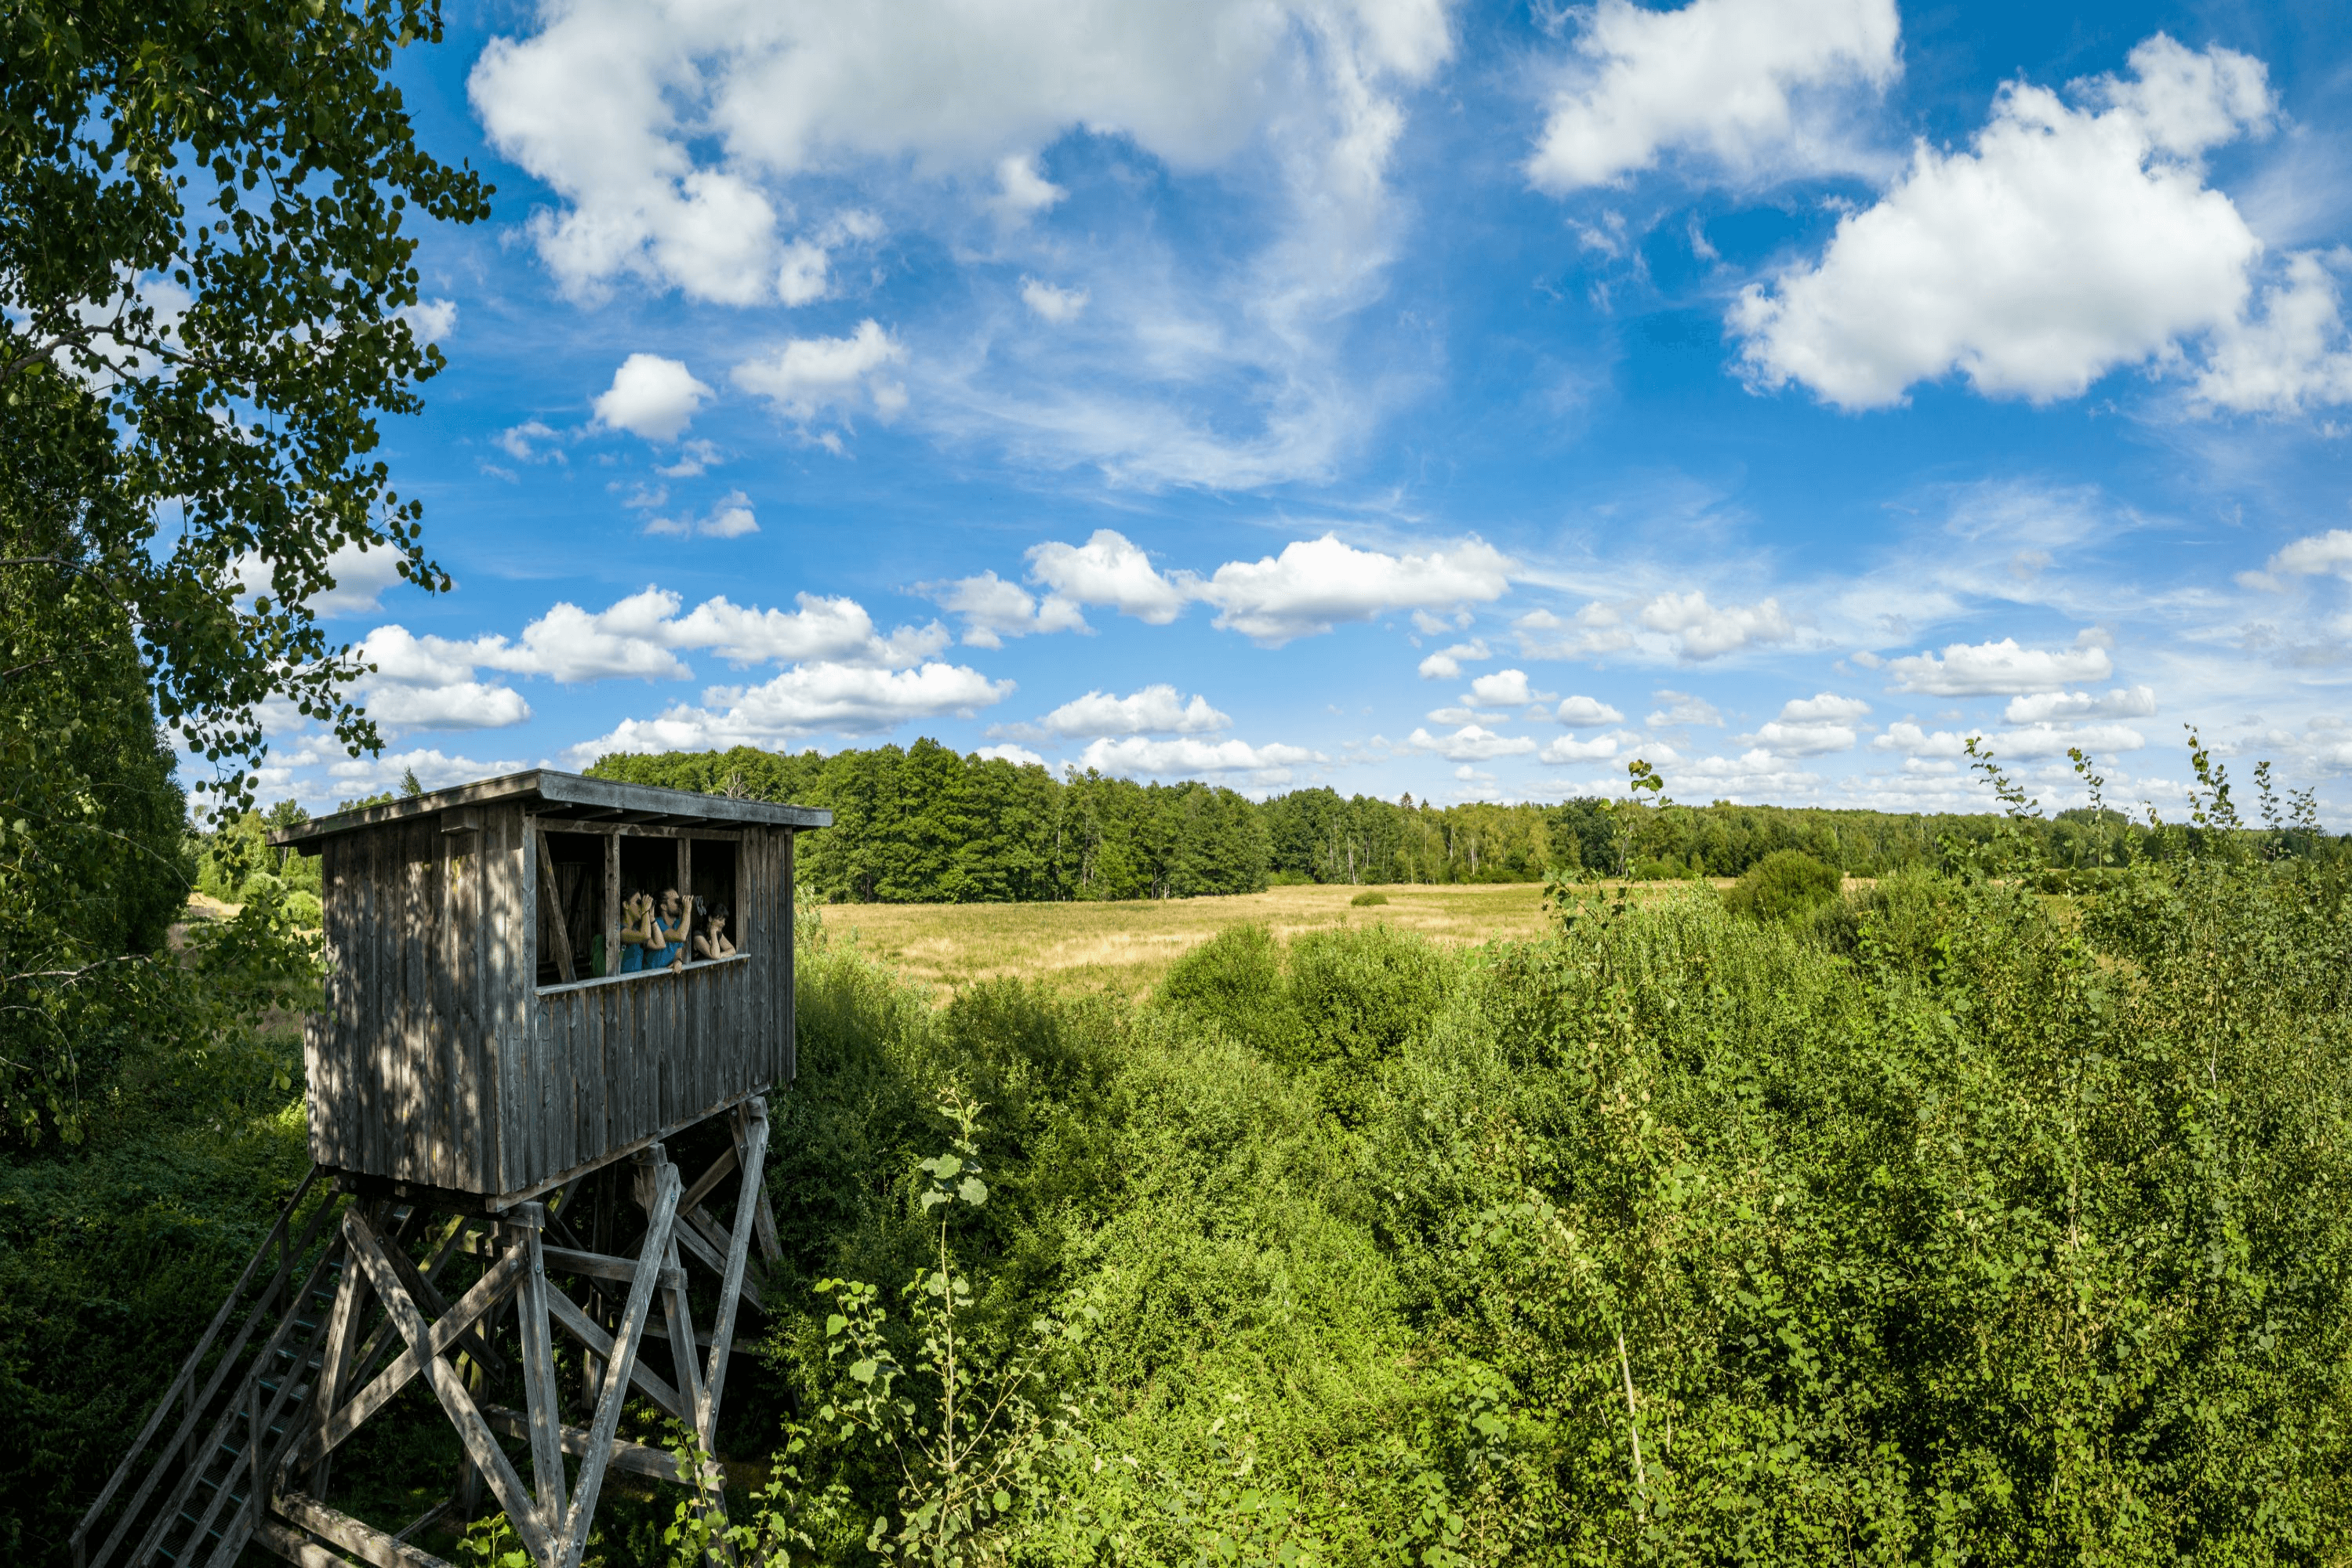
[815,880,1558,998]
[805,880,1725,1000]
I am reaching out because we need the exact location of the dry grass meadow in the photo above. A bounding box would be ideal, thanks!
[813,880,1550,999]
[809,880,1737,1001]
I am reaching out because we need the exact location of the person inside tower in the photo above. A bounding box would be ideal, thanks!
[653,886,693,971]
[615,889,658,974]
[692,899,735,961]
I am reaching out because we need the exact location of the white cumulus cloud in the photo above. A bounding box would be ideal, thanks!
[2003,685,2157,723]
[1741,692,1871,757]
[572,661,1015,762]
[593,353,713,441]
[358,681,535,733]
[469,0,1450,303]
[1637,590,1793,659]
[1025,529,1194,625]
[399,297,459,343]
[1732,34,2275,409]
[924,571,1089,648]
[1031,686,1230,737]
[1527,0,1900,191]
[1648,690,1726,728]
[238,541,411,619]
[1076,735,1322,786]
[1886,637,2114,695]
[1021,278,1089,322]
[1198,535,1513,646]
[644,489,760,539]
[2265,528,2352,581]
[1407,724,1537,761]
[2195,252,2352,415]
[1555,695,1625,726]
[1540,733,1624,763]
[1417,639,1491,680]
[1465,669,1552,706]
[1514,604,1634,660]
[731,320,908,423]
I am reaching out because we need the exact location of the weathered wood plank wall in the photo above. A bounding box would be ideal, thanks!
[309,811,795,1200]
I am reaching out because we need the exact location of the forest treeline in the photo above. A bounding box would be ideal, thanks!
[582,739,2332,903]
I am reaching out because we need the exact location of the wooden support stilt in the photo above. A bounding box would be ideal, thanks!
[510,1203,570,1534]
[306,1231,372,1501]
[554,1159,680,1568]
[701,1099,768,1432]
[346,1208,557,1567]
[640,1149,717,1519]
[731,1102,782,1265]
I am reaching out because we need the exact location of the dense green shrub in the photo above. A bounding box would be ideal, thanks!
[1722,848,1843,924]
[716,849,2352,1566]
[1349,889,1388,906]
[1156,924,1294,1054]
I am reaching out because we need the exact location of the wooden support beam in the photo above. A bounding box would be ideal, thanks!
[510,1204,569,1533]
[543,1244,685,1287]
[544,1287,683,1420]
[641,1149,727,1547]
[678,1144,738,1214]
[293,1248,523,1468]
[306,1245,370,1500]
[700,1098,768,1436]
[659,1229,708,1440]
[671,1206,764,1313]
[555,1160,679,1568]
[732,1102,782,1265]
[374,1218,509,1379]
[481,1408,719,1489]
[346,1210,555,1568]
[603,834,620,981]
[535,829,576,984]
[270,1494,455,1568]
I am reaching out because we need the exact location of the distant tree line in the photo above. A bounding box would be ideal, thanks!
[575,739,2347,905]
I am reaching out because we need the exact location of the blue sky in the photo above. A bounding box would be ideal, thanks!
[256,0,2352,822]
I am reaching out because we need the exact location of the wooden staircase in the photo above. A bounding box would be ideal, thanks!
[71,1097,779,1568]
[70,1167,350,1568]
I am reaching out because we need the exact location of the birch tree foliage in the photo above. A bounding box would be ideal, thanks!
[2,0,491,810]
[1,2,485,1145]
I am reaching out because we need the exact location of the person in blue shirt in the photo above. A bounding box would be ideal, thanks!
[652,886,693,972]
[615,890,656,975]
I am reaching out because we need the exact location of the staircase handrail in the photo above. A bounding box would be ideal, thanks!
[68,1163,327,1568]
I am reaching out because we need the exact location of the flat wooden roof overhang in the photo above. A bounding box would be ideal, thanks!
[267,768,833,852]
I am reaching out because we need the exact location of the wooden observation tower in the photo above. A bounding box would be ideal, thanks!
[71,771,831,1568]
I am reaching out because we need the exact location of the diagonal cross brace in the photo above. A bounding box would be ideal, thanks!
[543,1288,684,1419]
[294,1247,528,1470]
[346,1210,556,1568]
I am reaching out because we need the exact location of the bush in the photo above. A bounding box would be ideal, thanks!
[1722,848,1842,924]
[1156,924,1295,1054]
[1349,890,1388,906]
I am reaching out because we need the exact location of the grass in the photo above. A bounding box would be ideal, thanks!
[812,881,1563,1000]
